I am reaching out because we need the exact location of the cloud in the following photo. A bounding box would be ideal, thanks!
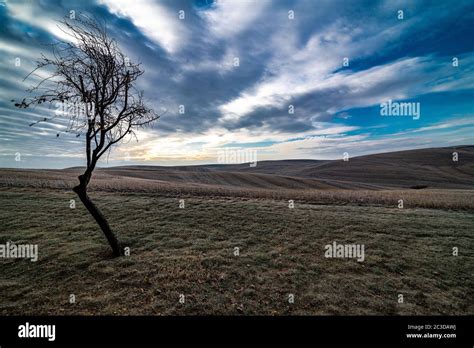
[199,0,270,39]
[99,0,187,54]
[219,38,474,126]
[392,116,474,136]
[6,1,73,42]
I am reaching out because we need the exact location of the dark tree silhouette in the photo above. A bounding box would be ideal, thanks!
[14,16,159,256]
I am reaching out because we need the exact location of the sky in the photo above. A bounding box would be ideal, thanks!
[0,0,473,169]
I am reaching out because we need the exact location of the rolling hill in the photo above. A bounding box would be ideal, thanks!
[97,145,474,190]
[0,145,473,191]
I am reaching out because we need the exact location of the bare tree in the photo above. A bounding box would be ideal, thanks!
[14,16,159,256]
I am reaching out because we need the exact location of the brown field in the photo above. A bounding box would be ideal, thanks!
[0,146,473,315]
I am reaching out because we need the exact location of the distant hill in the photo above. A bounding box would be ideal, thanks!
[95,145,474,190]
[1,145,473,191]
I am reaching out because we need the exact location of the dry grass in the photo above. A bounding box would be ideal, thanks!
[1,169,473,210]
[0,187,473,315]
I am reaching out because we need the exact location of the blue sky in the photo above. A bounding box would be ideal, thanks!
[0,0,473,168]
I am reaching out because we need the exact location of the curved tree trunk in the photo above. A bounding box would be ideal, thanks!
[73,177,122,257]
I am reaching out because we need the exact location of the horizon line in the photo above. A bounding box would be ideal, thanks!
[1,144,472,171]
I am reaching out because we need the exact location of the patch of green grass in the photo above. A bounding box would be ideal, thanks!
[0,187,472,315]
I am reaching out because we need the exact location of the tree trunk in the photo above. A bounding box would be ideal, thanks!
[73,182,122,257]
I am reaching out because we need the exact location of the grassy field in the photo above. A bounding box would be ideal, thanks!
[0,187,472,315]
[1,168,474,210]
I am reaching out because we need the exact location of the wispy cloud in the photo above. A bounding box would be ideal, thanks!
[199,0,270,39]
[99,0,188,53]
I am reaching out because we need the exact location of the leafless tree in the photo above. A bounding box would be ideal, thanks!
[14,16,159,256]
